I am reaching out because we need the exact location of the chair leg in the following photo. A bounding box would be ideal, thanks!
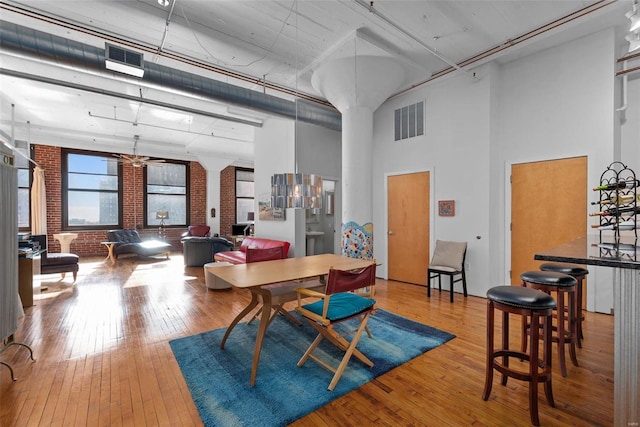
[482,299,494,401]
[427,272,431,298]
[450,275,454,303]
[72,271,77,282]
[297,333,324,367]
[61,272,66,279]
[357,314,373,338]
[557,291,568,377]
[328,313,372,391]
[278,306,302,326]
[501,310,509,386]
[529,312,541,426]
[521,314,529,354]
[462,271,468,297]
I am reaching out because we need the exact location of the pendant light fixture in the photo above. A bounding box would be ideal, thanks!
[270,1,323,210]
[271,173,323,209]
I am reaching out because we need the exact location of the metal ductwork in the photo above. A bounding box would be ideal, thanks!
[0,21,342,131]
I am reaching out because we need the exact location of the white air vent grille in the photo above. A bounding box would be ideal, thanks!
[106,44,142,67]
[105,43,144,77]
[394,101,424,141]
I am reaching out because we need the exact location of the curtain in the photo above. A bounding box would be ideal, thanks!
[31,166,47,236]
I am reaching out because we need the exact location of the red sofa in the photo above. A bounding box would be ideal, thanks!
[214,236,290,264]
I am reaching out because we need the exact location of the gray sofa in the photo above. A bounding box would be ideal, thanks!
[181,236,234,267]
[106,230,172,260]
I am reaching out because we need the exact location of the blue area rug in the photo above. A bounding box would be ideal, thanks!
[169,309,455,427]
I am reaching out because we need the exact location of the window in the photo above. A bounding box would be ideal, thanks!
[145,162,188,227]
[63,149,121,229]
[236,168,254,224]
[15,142,31,230]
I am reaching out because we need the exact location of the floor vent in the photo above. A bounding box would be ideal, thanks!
[105,43,144,77]
[394,101,424,141]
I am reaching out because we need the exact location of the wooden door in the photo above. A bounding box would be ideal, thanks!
[388,172,429,285]
[511,156,587,285]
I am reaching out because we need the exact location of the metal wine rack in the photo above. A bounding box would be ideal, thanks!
[594,161,638,241]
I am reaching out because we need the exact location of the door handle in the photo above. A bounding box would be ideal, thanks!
[388,230,394,235]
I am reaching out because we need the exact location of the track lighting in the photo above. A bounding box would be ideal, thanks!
[627,3,640,32]
[626,31,640,53]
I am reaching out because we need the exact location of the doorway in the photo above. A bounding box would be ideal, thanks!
[510,156,587,289]
[305,179,336,255]
[387,171,430,285]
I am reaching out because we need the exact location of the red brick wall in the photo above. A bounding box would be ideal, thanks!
[189,162,207,226]
[32,145,206,257]
[220,165,236,236]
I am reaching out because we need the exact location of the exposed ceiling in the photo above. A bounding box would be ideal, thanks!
[0,0,634,166]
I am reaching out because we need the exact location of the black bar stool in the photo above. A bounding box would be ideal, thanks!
[539,262,588,348]
[521,270,578,377]
[483,285,556,426]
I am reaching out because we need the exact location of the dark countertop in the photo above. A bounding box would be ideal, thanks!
[534,235,640,270]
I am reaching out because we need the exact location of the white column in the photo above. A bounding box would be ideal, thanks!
[614,268,640,426]
[342,107,373,225]
[312,48,405,259]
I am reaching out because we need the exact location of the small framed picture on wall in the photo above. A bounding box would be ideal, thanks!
[438,200,455,217]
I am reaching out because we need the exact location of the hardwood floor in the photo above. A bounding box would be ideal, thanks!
[1,254,613,426]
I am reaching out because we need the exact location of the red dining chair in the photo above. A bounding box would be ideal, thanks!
[295,262,377,391]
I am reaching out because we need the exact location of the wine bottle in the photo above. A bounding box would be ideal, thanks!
[591,220,638,230]
[593,179,640,191]
[591,193,640,205]
[589,206,640,216]
[596,242,638,255]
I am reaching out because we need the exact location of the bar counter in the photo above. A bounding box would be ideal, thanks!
[535,236,639,427]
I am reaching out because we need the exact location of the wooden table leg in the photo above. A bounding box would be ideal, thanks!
[250,288,272,387]
[102,243,117,265]
[220,291,259,349]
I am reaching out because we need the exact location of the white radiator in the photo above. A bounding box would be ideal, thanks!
[0,147,20,341]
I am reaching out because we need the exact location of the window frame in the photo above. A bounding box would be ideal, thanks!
[235,167,254,224]
[62,148,123,231]
[16,144,33,232]
[143,160,190,228]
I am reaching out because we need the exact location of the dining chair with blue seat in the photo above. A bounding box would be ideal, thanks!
[295,262,377,391]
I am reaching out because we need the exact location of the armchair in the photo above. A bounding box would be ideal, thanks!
[427,240,468,303]
[181,236,233,267]
[182,225,210,238]
[295,262,377,391]
[30,234,79,282]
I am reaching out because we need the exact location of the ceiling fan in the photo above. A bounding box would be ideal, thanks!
[113,135,165,168]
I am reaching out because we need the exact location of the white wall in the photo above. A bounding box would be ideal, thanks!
[296,121,343,255]
[252,117,341,257]
[372,63,492,292]
[494,29,617,313]
[253,117,298,254]
[372,27,624,313]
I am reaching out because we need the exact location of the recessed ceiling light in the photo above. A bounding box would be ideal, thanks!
[158,0,170,6]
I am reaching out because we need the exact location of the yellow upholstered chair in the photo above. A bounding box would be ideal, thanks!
[295,262,377,391]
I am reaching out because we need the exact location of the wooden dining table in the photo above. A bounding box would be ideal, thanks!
[204,253,375,386]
